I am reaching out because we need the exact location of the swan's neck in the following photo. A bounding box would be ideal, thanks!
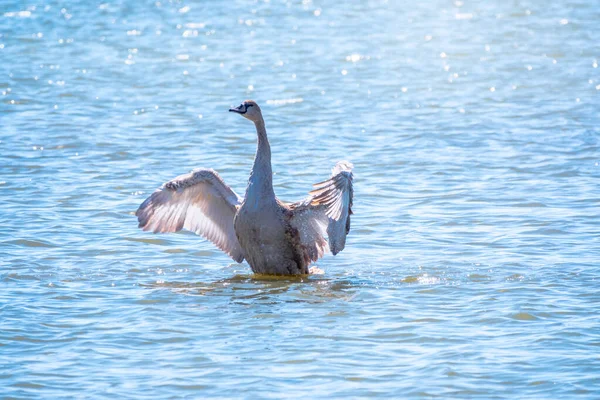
[245,118,275,206]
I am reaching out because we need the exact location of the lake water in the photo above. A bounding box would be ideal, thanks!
[1,0,599,398]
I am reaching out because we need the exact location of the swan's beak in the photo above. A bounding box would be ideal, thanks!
[229,104,246,114]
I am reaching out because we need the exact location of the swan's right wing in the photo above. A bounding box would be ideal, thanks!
[136,168,245,263]
[309,161,354,255]
[289,161,354,262]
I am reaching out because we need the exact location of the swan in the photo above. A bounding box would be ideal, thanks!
[136,100,353,275]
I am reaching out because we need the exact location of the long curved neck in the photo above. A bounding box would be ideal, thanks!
[245,117,275,205]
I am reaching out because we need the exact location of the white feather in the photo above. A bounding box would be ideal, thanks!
[136,169,245,263]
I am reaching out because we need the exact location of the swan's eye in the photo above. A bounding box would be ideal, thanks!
[246,104,253,108]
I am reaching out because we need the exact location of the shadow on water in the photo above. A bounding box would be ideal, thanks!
[141,273,360,304]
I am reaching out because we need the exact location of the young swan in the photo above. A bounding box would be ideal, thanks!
[137,100,353,276]
[228,99,262,122]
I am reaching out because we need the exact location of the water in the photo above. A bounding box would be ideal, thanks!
[1,0,599,397]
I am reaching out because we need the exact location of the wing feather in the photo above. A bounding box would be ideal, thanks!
[136,168,244,262]
[289,161,354,261]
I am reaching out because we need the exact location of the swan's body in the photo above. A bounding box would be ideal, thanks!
[136,100,353,275]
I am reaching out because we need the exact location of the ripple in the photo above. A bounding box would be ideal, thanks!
[511,312,539,321]
[122,237,172,245]
[4,239,57,248]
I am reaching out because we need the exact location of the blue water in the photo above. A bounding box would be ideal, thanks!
[1,0,600,398]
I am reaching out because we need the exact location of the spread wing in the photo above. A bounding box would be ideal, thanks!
[136,168,245,263]
[289,161,354,263]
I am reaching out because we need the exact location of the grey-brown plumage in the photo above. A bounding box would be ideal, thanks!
[136,100,353,275]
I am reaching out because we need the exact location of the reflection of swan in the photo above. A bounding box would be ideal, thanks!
[136,100,353,276]
[144,275,358,303]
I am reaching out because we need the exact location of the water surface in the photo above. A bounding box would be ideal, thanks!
[1,0,600,398]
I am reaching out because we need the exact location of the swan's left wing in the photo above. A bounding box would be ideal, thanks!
[289,161,354,263]
[136,168,245,263]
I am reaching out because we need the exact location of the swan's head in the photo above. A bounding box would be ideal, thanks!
[229,100,262,122]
